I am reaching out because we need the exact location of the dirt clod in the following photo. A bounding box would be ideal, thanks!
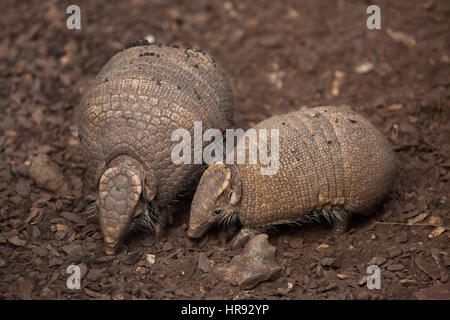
[231,227,261,249]
[28,154,71,197]
[198,253,211,273]
[216,234,282,289]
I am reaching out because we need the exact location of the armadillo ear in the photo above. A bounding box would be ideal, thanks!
[201,162,231,198]
[229,164,242,205]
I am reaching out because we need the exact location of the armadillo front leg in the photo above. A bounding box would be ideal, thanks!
[98,158,144,255]
[329,210,352,235]
[154,206,175,240]
[231,227,263,249]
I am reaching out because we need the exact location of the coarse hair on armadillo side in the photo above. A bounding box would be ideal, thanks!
[220,212,241,227]
[292,209,351,226]
[137,200,160,232]
[235,209,351,231]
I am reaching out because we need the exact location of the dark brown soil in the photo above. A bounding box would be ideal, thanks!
[0,0,449,300]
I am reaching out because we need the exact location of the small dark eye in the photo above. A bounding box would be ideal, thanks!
[213,209,222,215]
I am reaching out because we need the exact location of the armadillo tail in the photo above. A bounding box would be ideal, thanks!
[98,164,142,255]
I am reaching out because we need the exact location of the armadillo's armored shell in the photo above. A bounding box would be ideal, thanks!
[78,44,233,206]
[237,106,397,227]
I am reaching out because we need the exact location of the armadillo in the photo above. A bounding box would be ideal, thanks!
[187,106,397,239]
[77,42,233,254]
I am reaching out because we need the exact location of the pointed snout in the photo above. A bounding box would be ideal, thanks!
[187,223,210,239]
[187,199,216,239]
[103,236,122,255]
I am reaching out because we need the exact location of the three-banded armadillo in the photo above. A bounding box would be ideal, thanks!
[187,106,397,239]
[77,42,233,254]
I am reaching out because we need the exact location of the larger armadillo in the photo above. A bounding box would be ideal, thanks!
[77,42,233,254]
[187,106,397,238]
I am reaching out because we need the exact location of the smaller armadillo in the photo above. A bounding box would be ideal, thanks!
[187,106,397,239]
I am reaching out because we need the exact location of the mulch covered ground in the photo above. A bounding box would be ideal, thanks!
[0,0,449,299]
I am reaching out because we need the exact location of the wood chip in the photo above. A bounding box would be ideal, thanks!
[407,212,429,225]
[8,235,26,247]
[428,226,445,239]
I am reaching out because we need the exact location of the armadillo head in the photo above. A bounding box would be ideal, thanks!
[187,163,242,239]
[97,155,156,255]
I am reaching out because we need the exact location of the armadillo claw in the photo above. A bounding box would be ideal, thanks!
[154,207,174,241]
[330,215,351,235]
[98,165,142,255]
